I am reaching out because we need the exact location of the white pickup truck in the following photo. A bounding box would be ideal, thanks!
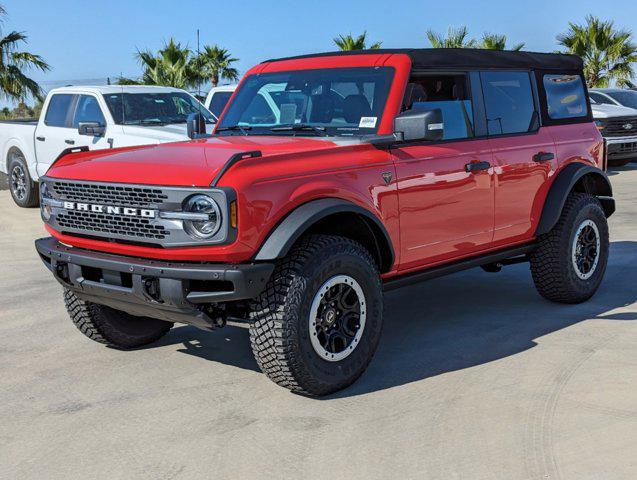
[0,85,215,207]
[204,85,236,120]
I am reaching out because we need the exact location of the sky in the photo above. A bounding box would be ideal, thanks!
[2,0,637,107]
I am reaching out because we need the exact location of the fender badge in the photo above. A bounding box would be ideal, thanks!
[381,171,393,186]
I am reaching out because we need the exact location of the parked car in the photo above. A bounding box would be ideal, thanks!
[35,49,614,396]
[204,85,237,120]
[589,95,637,167]
[0,85,215,207]
[589,88,637,109]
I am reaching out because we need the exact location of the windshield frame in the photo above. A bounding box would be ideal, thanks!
[216,66,396,137]
[103,91,215,126]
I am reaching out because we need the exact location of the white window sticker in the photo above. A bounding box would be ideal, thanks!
[359,116,378,128]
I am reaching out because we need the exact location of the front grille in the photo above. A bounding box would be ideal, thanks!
[608,142,637,157]
[603,117,637,137]
[57,210,168,240]
[51,181,168,208]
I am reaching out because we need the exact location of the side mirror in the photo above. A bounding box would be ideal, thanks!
[394,108,444,142]
[78,122,105,137]
[186,112,206,139]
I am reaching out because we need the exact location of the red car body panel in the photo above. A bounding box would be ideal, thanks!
[43,53,604,279]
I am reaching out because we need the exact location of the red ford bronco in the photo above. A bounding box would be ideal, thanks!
[36,49,615,396]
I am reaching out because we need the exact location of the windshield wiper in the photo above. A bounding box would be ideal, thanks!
[216,125,252,136]
[124,119,167,126]
[270,124,328,136]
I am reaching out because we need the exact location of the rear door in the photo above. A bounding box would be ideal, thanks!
[34,93,77,176]
[392,72,495,271]
[481,71,557,246]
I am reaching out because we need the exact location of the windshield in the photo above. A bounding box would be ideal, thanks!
[103,91,214,126]
[607,90,637,109]
[217,67,394,136]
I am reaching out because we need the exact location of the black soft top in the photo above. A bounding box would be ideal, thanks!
[265,48,582,72]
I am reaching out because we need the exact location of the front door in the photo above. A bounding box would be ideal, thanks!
[393,73,495,272]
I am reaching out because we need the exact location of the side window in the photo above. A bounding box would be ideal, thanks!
[44,94,75,127]
[481,71,536,135]
[588,92,611,105]
[209,91,233,118]
[544,74,588,119]
[72,95,106,128]
[402,74,474,140]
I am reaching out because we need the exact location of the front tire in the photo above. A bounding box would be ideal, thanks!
[530,192,609,304]
[249,235,383,396]
[64,289,173,349]
[8,149,39,208]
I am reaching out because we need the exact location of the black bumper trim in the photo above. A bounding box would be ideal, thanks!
[35,237,274,329]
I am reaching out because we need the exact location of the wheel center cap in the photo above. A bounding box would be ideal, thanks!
[324,309,337,325]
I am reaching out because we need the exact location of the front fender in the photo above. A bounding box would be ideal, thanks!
[254,198,395,266]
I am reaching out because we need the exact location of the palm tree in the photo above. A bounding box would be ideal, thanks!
[557,15,637,87]
[0,5,49,101]
[426,26,476,48]
[119,39,199,89]
[479,33,524,51]
[333,32,382,51]
[195,45,239,88]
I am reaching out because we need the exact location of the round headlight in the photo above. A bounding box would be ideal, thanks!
[40,182,52,221]
[183,194,222,239]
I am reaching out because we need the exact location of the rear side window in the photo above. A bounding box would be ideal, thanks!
[481,71,536,135]
[589,92,613,105]
[72,95,106,127]
[44,94,75,127]
[209,91,232,118]
[544,74,588,119]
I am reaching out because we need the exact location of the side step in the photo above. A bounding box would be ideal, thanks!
[383,244,536,292]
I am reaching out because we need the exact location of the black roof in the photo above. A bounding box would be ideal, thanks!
[265,48,583,71]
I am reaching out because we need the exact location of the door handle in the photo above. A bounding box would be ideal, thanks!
[65,139,75,145]
[465,161,491,173]
[533,152,554,162]
[36,136,45,142]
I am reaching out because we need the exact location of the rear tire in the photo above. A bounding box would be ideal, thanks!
[530,193,609,304]
[8,149,38,208]
[64,289,173,349]
[249,235,383,396]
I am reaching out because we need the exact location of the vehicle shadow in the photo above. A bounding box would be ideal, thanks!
[151,241,637,395]
[606,162,637,176]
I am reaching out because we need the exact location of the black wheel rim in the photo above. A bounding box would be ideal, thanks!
[572,219,600,280]
[309,275,366,362]
[10,163,27,201]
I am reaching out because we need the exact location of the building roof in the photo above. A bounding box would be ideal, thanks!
[265,48,583,71]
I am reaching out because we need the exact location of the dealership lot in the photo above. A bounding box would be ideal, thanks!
[0,167,636,479]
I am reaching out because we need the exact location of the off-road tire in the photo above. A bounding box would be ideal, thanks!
[64,289,173,349]
[8,150,39,208]
[530,192,609,304]
[249,235,383,396]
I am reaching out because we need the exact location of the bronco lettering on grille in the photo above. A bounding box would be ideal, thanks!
[62,202,156,218]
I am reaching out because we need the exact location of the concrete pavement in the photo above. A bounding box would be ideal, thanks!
[0,166,636,479]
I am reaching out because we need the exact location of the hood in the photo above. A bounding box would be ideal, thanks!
[591,103,637,119]
[45,135,348,187]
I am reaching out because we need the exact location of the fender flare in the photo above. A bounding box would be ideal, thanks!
[254,198,395,268]
[535,163,614,236]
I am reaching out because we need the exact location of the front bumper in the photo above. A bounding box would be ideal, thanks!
[604,135,637,160]
[35,237,274,330]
